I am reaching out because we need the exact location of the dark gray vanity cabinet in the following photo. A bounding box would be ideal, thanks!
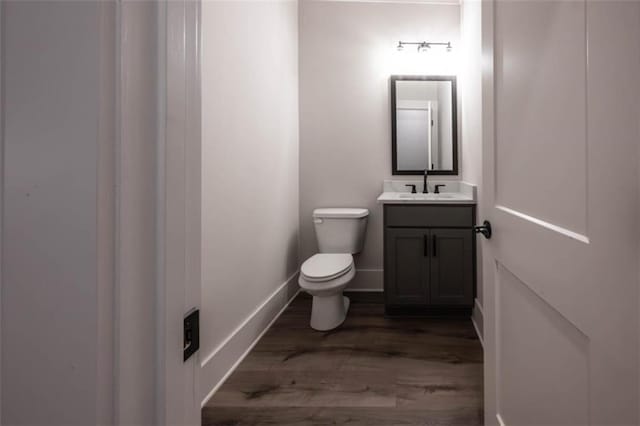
[385,228,430,305]
[429,228,474,306]
[383,204,475,315]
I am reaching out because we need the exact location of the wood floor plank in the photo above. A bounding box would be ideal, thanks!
[203,407,483,426]
[203,293,484,426]
[208,370,397,408]
[236,344,353,373]
[396,367,483,409]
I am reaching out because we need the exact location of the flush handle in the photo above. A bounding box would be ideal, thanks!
[474,220,492,239]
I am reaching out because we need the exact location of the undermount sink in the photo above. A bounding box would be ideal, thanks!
[398,193,455,200]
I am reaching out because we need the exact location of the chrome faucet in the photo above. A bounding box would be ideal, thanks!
[422,169,429,193]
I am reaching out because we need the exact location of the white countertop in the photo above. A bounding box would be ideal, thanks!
[377,180,476,205]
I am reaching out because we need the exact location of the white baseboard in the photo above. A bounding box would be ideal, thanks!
[471,298,484,347]
[199,272,300,407]
[347,269,383,291]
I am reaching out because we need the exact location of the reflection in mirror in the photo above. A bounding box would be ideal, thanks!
[391,76,457,175]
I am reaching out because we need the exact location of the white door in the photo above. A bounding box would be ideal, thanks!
[481,1,640,425]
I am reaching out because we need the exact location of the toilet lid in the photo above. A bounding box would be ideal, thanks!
[301,253,354,282]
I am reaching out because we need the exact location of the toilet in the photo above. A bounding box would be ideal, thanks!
[299,208,369,331]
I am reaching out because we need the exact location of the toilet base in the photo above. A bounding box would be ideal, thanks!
[310,294,350,331]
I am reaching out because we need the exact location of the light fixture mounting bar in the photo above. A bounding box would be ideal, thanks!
[397,41,453,52]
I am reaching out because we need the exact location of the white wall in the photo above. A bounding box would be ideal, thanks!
[460,0,484,335]
[299,0,460,290]
[460,0,484,188]
[200,0,300,404]
[1,2,116,424]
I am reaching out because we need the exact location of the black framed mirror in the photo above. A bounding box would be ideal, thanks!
[391,75,458,175]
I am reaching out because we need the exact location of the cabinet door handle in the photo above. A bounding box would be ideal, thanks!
[432,235,437,257]
[423,234,428,257]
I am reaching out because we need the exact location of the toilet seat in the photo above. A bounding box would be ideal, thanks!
[301,253,353,282]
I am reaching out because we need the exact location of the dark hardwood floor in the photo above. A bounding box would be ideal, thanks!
[202,293,483,426]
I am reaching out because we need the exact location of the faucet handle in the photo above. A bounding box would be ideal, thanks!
[405,184,417,194]
[434,184,446,194]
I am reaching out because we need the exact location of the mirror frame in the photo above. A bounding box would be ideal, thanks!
[390,75,458,175]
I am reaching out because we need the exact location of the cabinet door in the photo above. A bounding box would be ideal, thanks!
[384,228,429,305]
[429,229,474,306]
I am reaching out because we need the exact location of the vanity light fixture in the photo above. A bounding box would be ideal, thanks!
[396,40,453,53]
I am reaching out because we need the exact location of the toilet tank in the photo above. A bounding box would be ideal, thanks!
[313,208,369,254]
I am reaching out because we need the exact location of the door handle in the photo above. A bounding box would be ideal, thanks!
[423,234,428,257]
[474,220,492,239]
[432,235,437,257]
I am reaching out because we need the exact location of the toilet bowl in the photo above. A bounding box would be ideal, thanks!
[299,253,356,330]
[299,208,369,331]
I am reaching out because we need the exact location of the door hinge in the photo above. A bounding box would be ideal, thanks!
[183,309,200,362]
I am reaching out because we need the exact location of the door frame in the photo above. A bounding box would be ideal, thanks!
[115,1,202,425]
[0,1,202,424]
[479,1,497,424]
[155,1,202,424]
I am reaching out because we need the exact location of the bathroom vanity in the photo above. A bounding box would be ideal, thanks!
[378,181,476,316]
[380,75,476,316]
